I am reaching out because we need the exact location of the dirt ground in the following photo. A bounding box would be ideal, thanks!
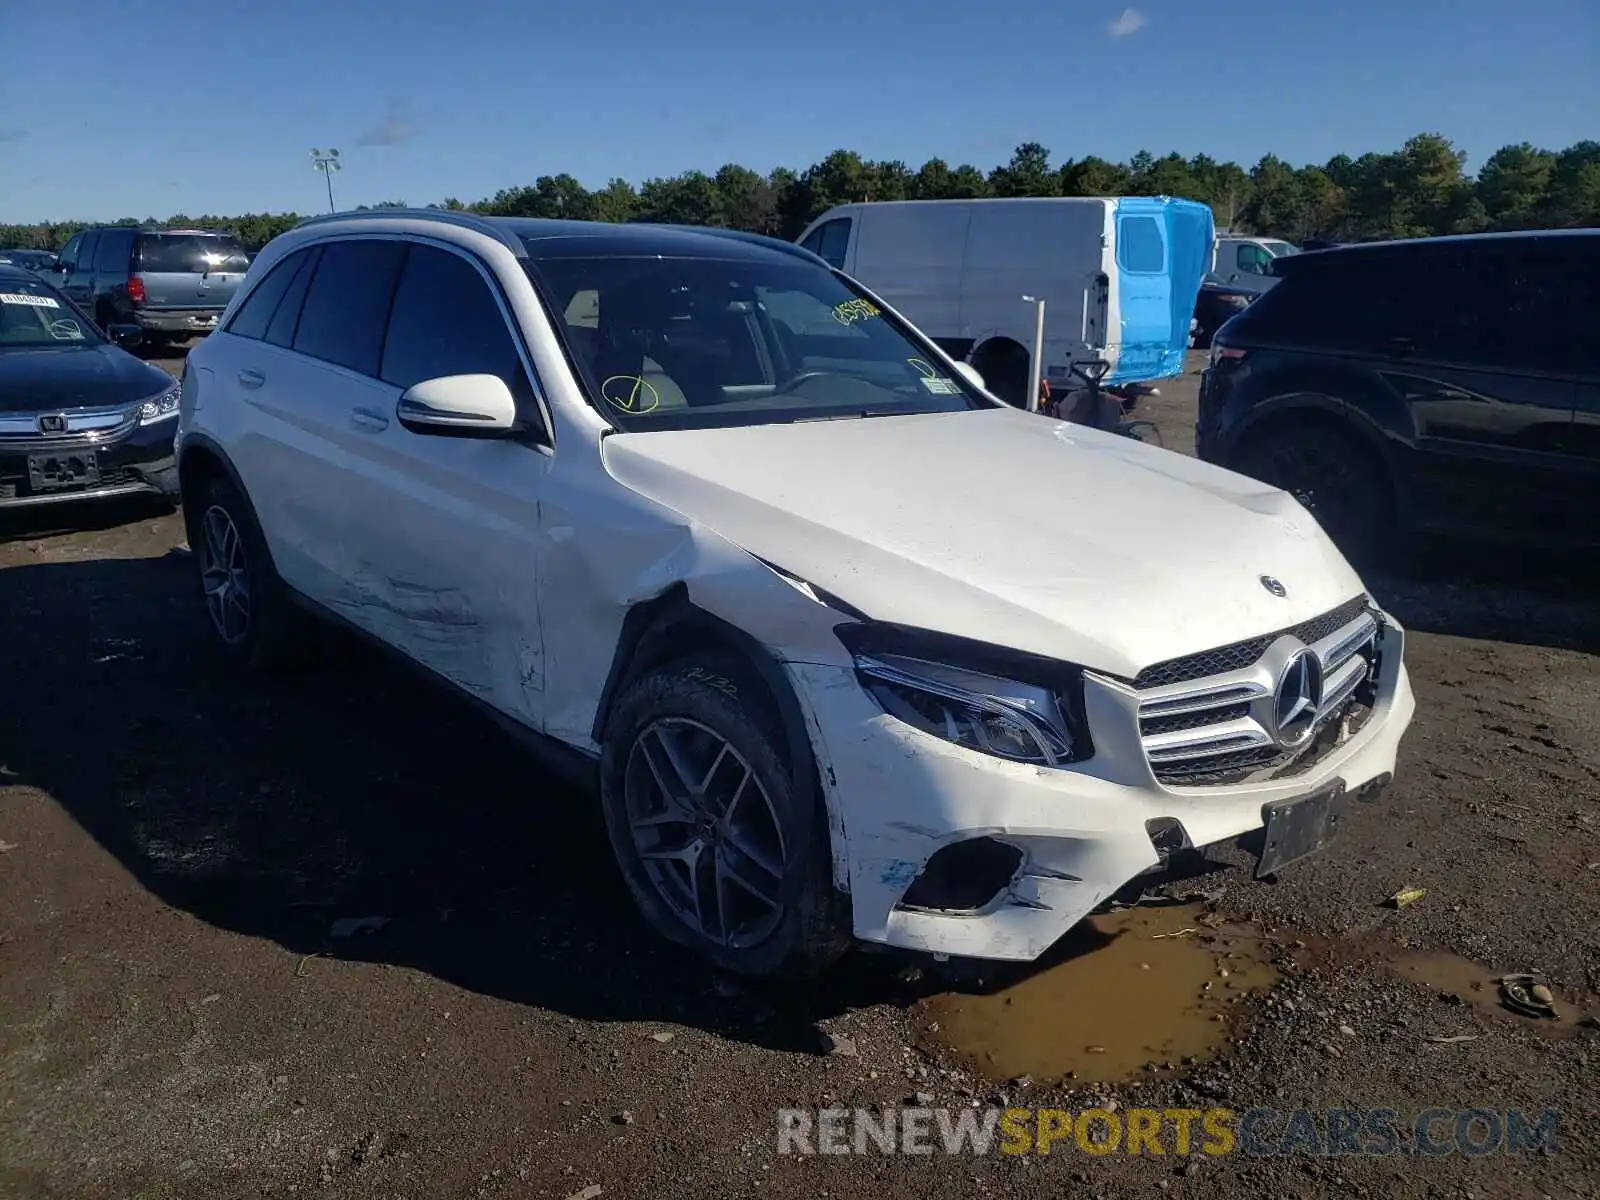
[3,351,1598,1200]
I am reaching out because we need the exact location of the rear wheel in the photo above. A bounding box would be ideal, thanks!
[1238,426,1393,564]
[599,655,849,976]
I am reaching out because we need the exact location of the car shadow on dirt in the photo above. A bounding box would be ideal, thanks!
[3,546,1597,1058]
[1368,541,1600,656]
[0,549,972,1055]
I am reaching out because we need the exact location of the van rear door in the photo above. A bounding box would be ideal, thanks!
[1107,199,1213,383]
[133,233,250,320]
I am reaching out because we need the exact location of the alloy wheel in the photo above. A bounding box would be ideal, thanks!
[199,504,251,644]
[1269,444,1358,539]
[623,717,788,949]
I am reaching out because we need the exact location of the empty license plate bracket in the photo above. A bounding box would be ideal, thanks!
[1256,781,1347,878]
[27,451,99,491]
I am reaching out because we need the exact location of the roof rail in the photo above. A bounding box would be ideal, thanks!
[291,208,526,255]
[660,224,828,267]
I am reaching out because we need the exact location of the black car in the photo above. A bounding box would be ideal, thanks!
[0,249,59,272]
[1197,230,1600,559]
[0,266,182,510]
[1191,279,1256,348]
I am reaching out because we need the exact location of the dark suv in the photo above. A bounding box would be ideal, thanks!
[1197,230,1599,558]
[53,227,250,350]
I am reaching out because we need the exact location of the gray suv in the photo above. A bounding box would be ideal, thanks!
[54,227,250,350]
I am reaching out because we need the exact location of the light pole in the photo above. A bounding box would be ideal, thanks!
[1021,295,1047,413]
[310,148,341,213]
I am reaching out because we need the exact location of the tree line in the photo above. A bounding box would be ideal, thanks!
[3,133,1595,254]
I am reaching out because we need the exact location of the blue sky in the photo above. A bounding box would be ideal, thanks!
[1,0,1595,223]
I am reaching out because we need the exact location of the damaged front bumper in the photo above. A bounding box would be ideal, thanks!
[787,618,1414,963]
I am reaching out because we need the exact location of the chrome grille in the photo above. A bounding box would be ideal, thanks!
[1135,598,1380,785]
[1133,596,1371,690]
[0,406,139,452]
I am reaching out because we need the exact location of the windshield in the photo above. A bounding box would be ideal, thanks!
[524,251,990,430]
[134,234,250,274]
[1264,241,1300,257]
[0,275,100,348]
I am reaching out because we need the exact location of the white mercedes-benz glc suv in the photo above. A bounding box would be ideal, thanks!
[176,210,1415,975]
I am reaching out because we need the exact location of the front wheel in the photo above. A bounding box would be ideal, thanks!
[599,657,849,976]
[1238,426,1393,565]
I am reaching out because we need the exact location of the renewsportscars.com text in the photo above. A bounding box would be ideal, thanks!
[776,1106,1561,1158]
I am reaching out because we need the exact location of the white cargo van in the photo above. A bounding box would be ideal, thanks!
[796,197,1214,405]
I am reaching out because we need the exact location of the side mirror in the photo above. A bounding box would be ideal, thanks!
[953,361,986,391]
[396,374,519,438]
[109,324,143,349]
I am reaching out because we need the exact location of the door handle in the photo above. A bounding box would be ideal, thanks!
[236,369,265,389]
[350,405,390,431]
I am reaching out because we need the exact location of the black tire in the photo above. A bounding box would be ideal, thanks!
[1237,425,1394,565]
[186,473,309,672]
[599,655,850,977]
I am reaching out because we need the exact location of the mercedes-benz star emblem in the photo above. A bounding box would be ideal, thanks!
[1270,649,1325,748]
[37,413,67,434]
[1260,575,1287,598]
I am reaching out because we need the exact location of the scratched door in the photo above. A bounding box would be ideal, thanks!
[345,240,553,728]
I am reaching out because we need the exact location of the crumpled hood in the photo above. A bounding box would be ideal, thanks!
[0,344,173,414]
[602,408,1367,678]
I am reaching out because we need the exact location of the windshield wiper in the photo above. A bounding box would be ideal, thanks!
[793,409,941,424]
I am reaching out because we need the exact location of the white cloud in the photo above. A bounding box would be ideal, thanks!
[1107,7,1149,37]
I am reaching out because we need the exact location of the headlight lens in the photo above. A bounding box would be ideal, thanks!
[854,652,1078,766]
[138,381,181,425]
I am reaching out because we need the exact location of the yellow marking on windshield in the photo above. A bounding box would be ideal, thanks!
[832,298,881,326]
[600,374,661,414]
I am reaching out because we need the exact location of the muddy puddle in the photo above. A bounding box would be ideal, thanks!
[1386,950,1586,1029]
[914,904,1282,1086]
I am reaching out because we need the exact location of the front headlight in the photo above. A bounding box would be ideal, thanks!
[855,653,1078,766]
[138,381,181,425]
[833,621,1092,766]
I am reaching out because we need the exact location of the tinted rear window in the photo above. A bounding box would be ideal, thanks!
[135,234,250,274]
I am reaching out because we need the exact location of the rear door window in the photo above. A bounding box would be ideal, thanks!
[291,240,406,375]
[93,230,134,272]
[135,234,250,274]
[1117,216,1165,273]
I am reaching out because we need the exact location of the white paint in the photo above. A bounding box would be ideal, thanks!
[603,409,1363,679]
